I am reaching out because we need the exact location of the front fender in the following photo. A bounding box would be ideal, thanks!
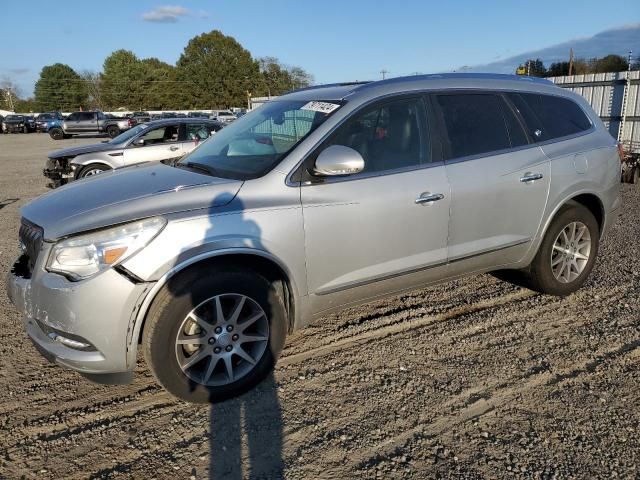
[124,246,301,369]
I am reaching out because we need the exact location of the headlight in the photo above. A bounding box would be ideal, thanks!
[47,217,166,280]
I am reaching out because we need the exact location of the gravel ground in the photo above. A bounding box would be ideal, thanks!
[0,133,638,479]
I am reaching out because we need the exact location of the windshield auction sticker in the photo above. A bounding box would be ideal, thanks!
[301,101,341,114]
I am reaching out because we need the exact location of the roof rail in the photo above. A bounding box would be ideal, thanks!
[286,81,373,94]
[360,72,555,89]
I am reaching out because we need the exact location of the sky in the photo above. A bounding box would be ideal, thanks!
[1,0,639,97]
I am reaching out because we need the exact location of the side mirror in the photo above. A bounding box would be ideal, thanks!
[314,145,365,176]
[133,138,145,146]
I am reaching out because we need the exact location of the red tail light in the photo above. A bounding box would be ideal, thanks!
[617,143,625,163]
[128,118,134,127]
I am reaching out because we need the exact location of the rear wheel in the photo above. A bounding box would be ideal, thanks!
[49,127,64,140]
[496,203,599,296]
[77,163,110,178]
[106,125,120,138]
[143,267,287,403]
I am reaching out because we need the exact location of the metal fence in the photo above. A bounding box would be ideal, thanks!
[548,70,640,148]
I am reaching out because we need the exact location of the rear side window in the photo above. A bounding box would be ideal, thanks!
[435,94,512,160]
[507,93,591,141]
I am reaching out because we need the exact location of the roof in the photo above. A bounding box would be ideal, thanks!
[281,73,559,102]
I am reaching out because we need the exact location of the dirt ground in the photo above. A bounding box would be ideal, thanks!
[0,133,638,480]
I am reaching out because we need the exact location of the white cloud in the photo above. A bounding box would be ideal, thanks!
[142,5,192,23]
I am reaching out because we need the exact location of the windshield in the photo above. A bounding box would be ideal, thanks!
[6,115,24,121]
[109,123,149,144]
[38,113,54,120]
[179,100,342,180]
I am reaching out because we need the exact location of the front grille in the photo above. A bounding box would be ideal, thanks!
[19,219,44,273]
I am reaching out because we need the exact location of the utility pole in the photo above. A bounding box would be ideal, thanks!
[6,88,14,112]
[617,50,633,143]
[527,60,531,76]
[380,69,388,80]
[568,48,574,76]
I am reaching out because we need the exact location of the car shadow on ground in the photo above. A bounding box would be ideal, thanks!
[208,374,283,479]
[162,193,285,478]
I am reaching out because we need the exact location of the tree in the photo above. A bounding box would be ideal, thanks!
[13,98,40,113]
[588,54,628,73]
[516,59,547,77]
[176,30,261,108]
[288,66,313,90]
[102,50,148,110]
[81,71,105,110]
[257,57,314,96]
[34,63,87,111]
[139,58,179,110]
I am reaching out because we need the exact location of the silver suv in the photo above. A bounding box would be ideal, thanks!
[7,74,621,403]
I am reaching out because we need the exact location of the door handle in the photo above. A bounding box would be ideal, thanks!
[520,172,543,183]
[169,145,180,151]
[415,193,445,204]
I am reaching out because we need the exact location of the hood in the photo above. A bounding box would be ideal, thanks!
[48,142,122,159]
[22,163,243,240]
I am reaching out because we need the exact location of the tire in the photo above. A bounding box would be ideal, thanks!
[106,125,120,138]
[143,266,287,403]
[508,203,599,296]
[23,126,29,134]
[77,163,110,178]
[49,127,64,140]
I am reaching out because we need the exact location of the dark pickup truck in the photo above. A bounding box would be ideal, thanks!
[48,111,135,140]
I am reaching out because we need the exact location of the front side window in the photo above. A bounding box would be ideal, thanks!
[318,97,428,174]
[179,100,341,180]
[79,112,95,122]
[435,93,511,160]
[139,125,180,145]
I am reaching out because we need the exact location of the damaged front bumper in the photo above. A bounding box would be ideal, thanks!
[6,246,155,378]
[43,158,75,188]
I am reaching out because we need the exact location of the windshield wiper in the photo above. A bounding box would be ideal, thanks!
[177,161,220,177]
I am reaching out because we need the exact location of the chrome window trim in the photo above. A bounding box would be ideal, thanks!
[285,87,595,186]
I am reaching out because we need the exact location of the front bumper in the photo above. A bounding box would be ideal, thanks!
[6,250,153,376]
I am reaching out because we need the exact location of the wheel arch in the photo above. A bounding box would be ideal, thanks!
[127,249,297,369]
[538,191,605,250]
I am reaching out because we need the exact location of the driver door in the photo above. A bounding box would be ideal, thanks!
[123,124,183,166]
[299,96,451,313]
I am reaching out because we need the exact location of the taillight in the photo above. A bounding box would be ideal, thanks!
[617,143,625,163]
[128,118,134,127]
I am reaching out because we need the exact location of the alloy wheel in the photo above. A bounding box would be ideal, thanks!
[550,221,591,283]
[175,293,269,386]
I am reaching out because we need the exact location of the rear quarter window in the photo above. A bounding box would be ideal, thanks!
[508,93,592,141]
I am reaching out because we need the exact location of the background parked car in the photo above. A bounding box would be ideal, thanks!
[48,110,135,140]
[43,118,223,187]
[131,111,152,123]
[2,115,36,133]
[35,112,64,132]
[211,110,236,124]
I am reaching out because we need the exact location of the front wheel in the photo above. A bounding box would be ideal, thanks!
[77,163,111,178]
[504,204,599,296]
[106,125,120,138]
[143,267,287,403]
[49,127,64,140]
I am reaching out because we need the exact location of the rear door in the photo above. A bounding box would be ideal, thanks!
[433,92,550,266]
[299,96,451,310]
[123,123,183,166]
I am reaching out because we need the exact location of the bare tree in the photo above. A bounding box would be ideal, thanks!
[81,70,105,110]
